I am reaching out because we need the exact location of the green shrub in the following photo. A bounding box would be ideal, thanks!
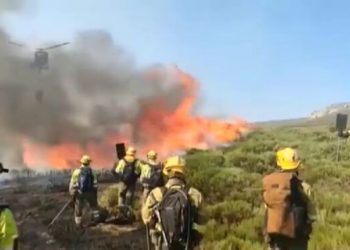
[186,152,225,171]
[205,200,253,224]
[186,127,350,249]
[99,185,119,215]
[232,209,265,243]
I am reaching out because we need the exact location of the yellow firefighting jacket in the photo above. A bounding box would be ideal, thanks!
[114,156,142,176]
[69,165,98,194]
[141,177,202,225]
[140,160,162,183]
[300,181,317,222]
[0,208,18,250]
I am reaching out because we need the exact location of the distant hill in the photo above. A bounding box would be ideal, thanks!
[310,102,350,119]
[255,102,350,128]
[254,118,307,128]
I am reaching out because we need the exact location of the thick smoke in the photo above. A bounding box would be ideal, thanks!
[0,0,24,13]
[0,28,186,167]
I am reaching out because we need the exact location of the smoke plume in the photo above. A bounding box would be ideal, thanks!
[0,0,24,13]
[0,2,247,169]
[0,27,192,167]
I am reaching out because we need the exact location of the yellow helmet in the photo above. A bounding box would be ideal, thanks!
[163,156,185,176]
[80,155,92,165]
[276,148,300,170]
[126,147,136,156]
[147,150,157,160]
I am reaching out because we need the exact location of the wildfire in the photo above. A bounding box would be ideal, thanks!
[22,66,249,169]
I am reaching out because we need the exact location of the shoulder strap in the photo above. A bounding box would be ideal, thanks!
[148,187,167,209]
[152,187,167,206]
[78,167,85,176]
[158,186,167,196]
[290,174,307,205]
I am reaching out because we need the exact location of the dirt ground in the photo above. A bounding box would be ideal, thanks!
[1,182,147,250]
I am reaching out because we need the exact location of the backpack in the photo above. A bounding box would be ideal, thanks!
[262,172,309,239]
[78,167,94,193]
[148,164,164,188]
[122,160,138,185]
[155,186,192,248]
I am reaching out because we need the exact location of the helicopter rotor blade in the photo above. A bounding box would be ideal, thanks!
[8,41,25,48]
[42,42,70,51]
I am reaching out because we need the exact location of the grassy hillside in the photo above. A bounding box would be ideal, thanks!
[5,124,350,249]
[255,103,350,128]
[185,126,350,250]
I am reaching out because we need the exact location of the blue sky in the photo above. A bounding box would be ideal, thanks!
[2,0,350,121]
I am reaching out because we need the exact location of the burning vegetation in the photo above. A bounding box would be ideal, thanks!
[0,27,247,169]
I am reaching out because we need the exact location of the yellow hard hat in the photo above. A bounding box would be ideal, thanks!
[276,148,300,170]
[126,147,136,156]
[163,156,185,176]
[147,150,157,160]
[80,155,92,165]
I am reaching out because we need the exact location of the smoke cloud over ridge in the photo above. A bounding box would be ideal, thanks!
[0,28,188,166]
[0,0,24,13]
[0,3,247,169]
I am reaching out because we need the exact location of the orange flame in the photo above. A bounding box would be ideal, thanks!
[22,66,249,169]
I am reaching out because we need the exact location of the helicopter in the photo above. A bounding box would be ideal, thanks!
[9,41,70,102]
[8,41,70,72]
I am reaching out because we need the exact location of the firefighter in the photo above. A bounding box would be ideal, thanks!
[0,205,18,250]
[262,148,316,250]
[114,147,142,207]
[69,155,99,227]
[140,150,164,204]
[142,156,202,250]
